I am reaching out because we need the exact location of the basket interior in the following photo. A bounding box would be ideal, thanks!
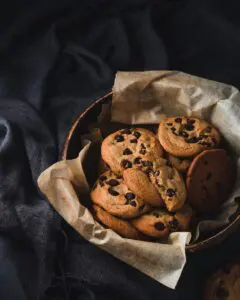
[62,94,240,252]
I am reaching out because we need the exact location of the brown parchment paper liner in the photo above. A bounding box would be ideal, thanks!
[38,71,240,289]
[112,71,240,241]
[38,141,191,289]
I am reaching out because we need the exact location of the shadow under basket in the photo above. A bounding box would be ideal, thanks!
[61,92,240,253]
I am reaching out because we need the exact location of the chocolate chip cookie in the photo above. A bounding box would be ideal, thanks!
[131,205,193,238]
[93,204,145,240]
[203,261,240,300]
[90,170,151,219]
[124,164,186,211]
[167,153,191,173]
[186,149,234,214]
[158,117,220,157]
[101,128,164,176]
[149,165,187,212]
[123,168,164,207]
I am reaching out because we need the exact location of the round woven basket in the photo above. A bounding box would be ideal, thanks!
[61,92,240,252]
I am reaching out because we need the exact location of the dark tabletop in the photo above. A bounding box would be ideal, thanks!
[0,1,240,299]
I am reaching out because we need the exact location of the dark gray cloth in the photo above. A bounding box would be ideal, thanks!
[0,0,240,299]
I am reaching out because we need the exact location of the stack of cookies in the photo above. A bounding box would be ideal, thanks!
[90,117,234,241]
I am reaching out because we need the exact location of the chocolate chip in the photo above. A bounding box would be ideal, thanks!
[140,143,146,149]
[99,181,105,187]
[187,137,199,143]
[115,134,124,142]
[152,211,160,217]
[155,170,160,176]
[168,219,179,228]
[130,138,138,143]
[139,149,146,155]
[199,134,208,139]
[166,188,176,197]
[171,127,178,135]
[121,128,132,134]
[215,283,229,299]
[184,123,194,131]
[154,222,166,231]
[125,193,136,201]
[167,123,173,126]
[179,131,189,138]
[144,168,153,175]
[175,117,182,123]
[206,172,212,181]
[133,131,141,138]
[108,187,119,196]
[142,160,153,167]
[121,159,132,169]
[106,179,119,186]
[139,204,146,210]
[130,200,137,207]
[199,141,211,147]
[99,175,107,181]
[187,119,195,124]
[133,157,141,164]
[123,148,133,155]
[168,219,179,232]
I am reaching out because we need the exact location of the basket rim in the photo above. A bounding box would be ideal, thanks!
[61,92,240,252]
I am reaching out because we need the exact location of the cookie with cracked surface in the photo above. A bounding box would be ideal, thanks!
[93,204,146,240]
[123,168,164,207]
[167,153,191,173]
[149,165,187,212]
[158,117,220,157]
[90,170,151,219]
[131,205,193,238]
[203,261,240,300]
[186,149,234,214]
[101,128,164,176]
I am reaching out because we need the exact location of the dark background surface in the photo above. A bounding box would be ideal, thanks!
[0,0,240,299]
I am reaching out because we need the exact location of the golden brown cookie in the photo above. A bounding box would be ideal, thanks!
[101,128,164,176]
[203,261,240,300]
[123,168,163,207]
[186,149,234,214]
[167,153,191,173]
[131,205,193,238]
[90,170,151,219]
[158,117,220,157]
[93,204,145,240]
[149,166,187,212]
[124,164,186,211]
